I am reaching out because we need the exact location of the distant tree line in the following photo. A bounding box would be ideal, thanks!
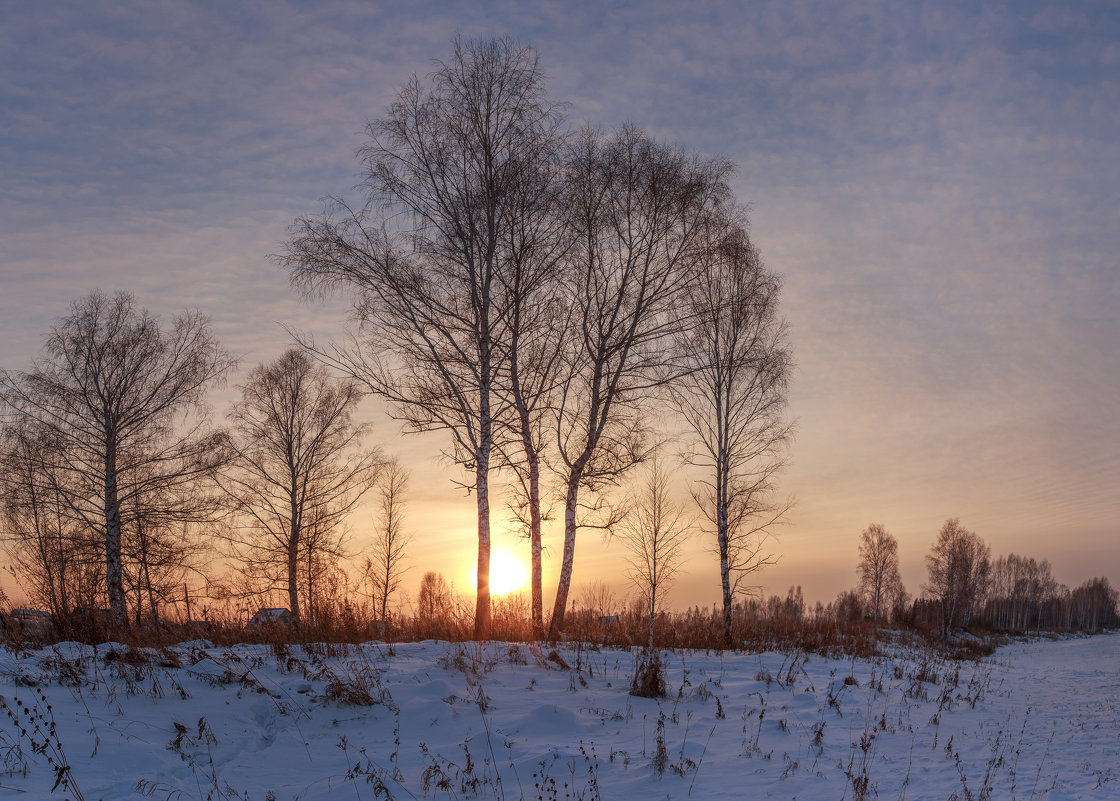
[841,519,1118,636]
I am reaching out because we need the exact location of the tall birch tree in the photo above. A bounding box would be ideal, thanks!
[282,36,564,638]
[219,348,381,625]
[670,219,791,645]
[547,125,733,638]
[924,518,990,637]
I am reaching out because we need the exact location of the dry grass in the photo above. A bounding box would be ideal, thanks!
[0,590,1031,663]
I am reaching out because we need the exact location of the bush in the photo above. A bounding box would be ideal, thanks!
[630,650,667,698]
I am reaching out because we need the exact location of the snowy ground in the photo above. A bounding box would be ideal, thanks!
[0,633,1116,800]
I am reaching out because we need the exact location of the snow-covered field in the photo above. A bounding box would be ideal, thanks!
[0,633,1116,800]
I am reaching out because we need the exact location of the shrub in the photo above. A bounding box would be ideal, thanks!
[630,650,667,698]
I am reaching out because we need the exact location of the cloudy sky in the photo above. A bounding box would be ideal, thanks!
[2,0,1117,609]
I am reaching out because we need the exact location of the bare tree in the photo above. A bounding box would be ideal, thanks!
[0,424,102,620]
[219,348,382,625]
[115,450,226,625]
[986,553,1059,632]
[670,217,792,645]
[547,125,733,638]
[365,457,411,631]
[0,291,231,625]
[618,459,691,653]
[1070,577,1119,632]
[617,459,692,698]
[576,579,617,618]
[282,36,565,640]
[495,223,570,639]
[856,523,904,624]
[417,571,453,623]
[923,518,990,637]
[486,75,570,639]
[124,511,211,625]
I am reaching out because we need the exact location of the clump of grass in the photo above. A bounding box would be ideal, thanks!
[103,646,150,667]
[630,650,667,698]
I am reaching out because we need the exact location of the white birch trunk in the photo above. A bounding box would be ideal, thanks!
[548,473,581,639]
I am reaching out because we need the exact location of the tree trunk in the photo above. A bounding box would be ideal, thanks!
[474,440,492,640]
[525,441,544,639]
[719,529,733,647]
[717,454,734,647]
[138,522,161,626]
[548,473,581,640]
[288,475,301,624]
[306,545,315,628]
[287,534,301,624]
[508,313,547,639]
[103,453,127,626]
[379,565,390,632]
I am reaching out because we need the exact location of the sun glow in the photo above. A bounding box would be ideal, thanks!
[487,547,530,596]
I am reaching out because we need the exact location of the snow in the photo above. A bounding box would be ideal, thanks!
[0,634,1117,800]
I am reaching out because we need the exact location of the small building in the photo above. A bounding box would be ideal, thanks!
[3,608,55,638]
[247,607,293,628]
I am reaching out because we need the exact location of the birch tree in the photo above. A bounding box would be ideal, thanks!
[220,348,382,625]
[547,125,733,638]
[417,571,453,624]
[365,458,411,631]
[670,219,791,645]
[495,268,568,638]
[923,518,990,636]
[618,460,690,652]
[856,523,903,624]
[986,553,1058,631]
[1070,577,1119,631]
[489,92,570,639]
[0,291,231,625]
[282,36,564,639]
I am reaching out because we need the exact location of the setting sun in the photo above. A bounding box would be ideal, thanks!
[485,547,530,596]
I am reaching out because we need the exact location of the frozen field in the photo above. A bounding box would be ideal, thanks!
[0,633,1116,800]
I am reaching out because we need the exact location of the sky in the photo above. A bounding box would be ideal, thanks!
[1,0,1118,612]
